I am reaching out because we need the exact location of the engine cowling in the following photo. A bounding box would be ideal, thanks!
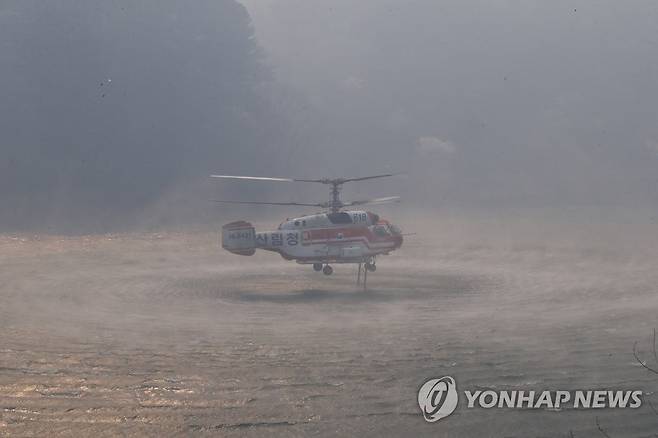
[221,221,255,256]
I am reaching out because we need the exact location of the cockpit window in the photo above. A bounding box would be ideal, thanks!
[327,212,353,224]
[373,225,390,236]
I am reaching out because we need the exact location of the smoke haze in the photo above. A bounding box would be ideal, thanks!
[243,0,658,208]
[3,1,658,229]
[4,5,658,436]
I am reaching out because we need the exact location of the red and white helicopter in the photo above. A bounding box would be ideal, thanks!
[211,173,404,287]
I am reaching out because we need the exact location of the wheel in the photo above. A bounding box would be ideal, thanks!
[322,265,333,275]
[365,263,376,272]
[313,263,323,272]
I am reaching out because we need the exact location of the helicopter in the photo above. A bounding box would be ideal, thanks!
[211,173,404,288]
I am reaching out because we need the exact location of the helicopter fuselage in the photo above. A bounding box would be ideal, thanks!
[222,210,403,264]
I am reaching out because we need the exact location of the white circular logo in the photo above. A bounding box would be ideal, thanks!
[418,376,458,422]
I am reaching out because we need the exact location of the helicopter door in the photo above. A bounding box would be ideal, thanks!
[341,246,363,258]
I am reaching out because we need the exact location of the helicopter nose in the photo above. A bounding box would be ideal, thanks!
[391,228,403,247]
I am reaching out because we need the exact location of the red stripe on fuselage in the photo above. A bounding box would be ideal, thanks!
[303,226,398,245]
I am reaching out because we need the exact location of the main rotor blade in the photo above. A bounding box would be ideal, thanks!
[341,173,401,183]
[291,174,402,184]
[288,178,327,183]
[344,196,401,206]
[210,175,295,182]
[210,199,322,207]
[210,173,403,185]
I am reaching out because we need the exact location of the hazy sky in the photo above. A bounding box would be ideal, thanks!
[240,0,658,207]
[3,1,658,231]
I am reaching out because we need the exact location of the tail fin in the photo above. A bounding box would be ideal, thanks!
[222,221,256,256]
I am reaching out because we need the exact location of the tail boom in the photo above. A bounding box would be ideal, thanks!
[221,221,256,256]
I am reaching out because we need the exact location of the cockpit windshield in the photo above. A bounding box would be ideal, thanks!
[327,212,353,224]
[373,223,401,236]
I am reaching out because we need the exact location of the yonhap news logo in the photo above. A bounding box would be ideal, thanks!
[417,376,458,422]
[417,376,643,423]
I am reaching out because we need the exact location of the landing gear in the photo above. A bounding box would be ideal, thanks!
[313,263,323,272]
[357,258,375,290]
[322,265,333,275]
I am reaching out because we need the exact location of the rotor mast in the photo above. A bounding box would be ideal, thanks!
[330,180,342,213]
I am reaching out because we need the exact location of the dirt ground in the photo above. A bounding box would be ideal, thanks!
[2,215,658,437]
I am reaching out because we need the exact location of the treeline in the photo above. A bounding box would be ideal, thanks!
[0,0,288,231]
